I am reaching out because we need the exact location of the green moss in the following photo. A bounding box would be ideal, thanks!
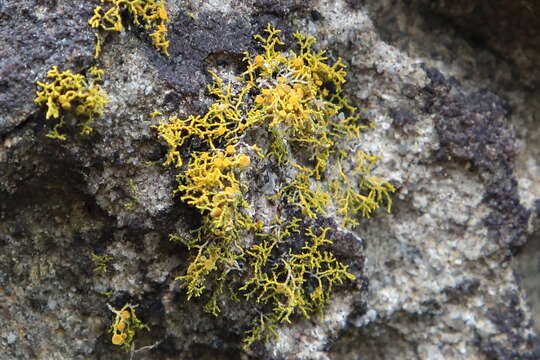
[155,24,395,349]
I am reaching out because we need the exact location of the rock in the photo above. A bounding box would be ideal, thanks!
[1,0,540,359]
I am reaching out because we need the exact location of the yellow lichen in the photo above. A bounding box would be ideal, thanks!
[154,71,260,167]
[108,303,149,352]
[176,150,251,236]
[34,66,108,139]
[163,147,255,306]
[155,24,395,350]
[238,224,356,350]
[241,25,365,178]
[331,151,396,227]
[88,0,170,56]
[270,170,331,219]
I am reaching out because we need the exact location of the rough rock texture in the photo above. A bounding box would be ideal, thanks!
[0,0,95,133]
[2,0,540,359]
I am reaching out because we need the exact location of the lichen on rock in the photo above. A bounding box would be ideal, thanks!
[155,24,394,349]
[2,0,540,359]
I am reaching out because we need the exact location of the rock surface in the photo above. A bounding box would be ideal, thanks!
[1,0,540,359]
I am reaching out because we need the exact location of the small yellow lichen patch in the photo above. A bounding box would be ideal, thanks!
[330,151,396,227]
[241,24,365,178]
[225,144,235,154]
[240,224,356,350]
[88,0,170,56]
[108,303,149,352]
[111,333,125,345]
[34,66,108,140]
[238,154,251,168]
[120,310,131,320]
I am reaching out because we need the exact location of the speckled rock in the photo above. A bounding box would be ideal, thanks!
[2,0,540,359]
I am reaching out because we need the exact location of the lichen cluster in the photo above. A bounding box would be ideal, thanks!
[331,151,396,227]
[34,1,170,138]
[88,0,170,57]
[108,304,149,351]
[34,66,108,140]
[177,148,252,235]
[156,25,395,349]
